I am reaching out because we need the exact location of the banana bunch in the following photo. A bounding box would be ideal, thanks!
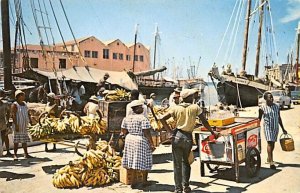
[79,116,107,135]
[148,106,176,131]
[105,88,130,101]
[81,168,110,186]
[52,162,85,188]
[28,124,52,139]
[96,140,122,169]
[81,149,106,170]
[68,114,81,133]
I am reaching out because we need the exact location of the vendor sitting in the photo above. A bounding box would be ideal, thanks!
[84,95,101,118]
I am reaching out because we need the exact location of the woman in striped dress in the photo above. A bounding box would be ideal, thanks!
[259,92,287,169]
[12,90,33,160]
[121,100,155,188]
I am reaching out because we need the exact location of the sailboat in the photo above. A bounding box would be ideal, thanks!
[131,25,177,98]
[209,0,285,107]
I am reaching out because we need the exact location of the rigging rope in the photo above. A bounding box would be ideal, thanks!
[49,0,73,66]
[59,0,86,64]
[224,0,244,64]
[214,0,239,62]
[266,0,279,64]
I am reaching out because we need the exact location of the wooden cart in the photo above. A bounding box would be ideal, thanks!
[196,117,261,182]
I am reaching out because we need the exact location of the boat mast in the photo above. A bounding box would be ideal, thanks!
[132,24,138,72]
[296,21,300,84]
[242,0,252,71]
[255,0,265,77]
[153,25,158,79]
[1,0,14,90]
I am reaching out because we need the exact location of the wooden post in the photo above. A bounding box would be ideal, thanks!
[1,0,14,90]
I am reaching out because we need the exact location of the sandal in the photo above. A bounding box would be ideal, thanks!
[24,155,34,159]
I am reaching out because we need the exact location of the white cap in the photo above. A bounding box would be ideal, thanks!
[47,92,56,98]
[15,90,25,98]
[130,100,144,108]
[180,89,197,99]
[150,93,156,97]
[89,95,99,102]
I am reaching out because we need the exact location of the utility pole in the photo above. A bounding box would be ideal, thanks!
[1,0,14,90]
[132,24,138,72]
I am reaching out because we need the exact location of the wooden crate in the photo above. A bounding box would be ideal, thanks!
[208,117,235,127]
[119,167,147,185]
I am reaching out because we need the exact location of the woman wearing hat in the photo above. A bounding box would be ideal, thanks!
[121,100,155,188]
[11,90,33,160]
[83,95,101,118]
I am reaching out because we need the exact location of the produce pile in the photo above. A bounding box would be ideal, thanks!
[104,88,130,101]
[148,106,176,131]
[52,140,121,188]
[29,115,107,139]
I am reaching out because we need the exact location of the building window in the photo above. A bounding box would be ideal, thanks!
[84,50,91,58]
[119,53,123,60]
[126,55,131,61]
[92,51,98,58]
[139,55,144,62]
[71,45,75,51]
[134,55,138,61]
[113,53,118,60]
[30,58,38,68]
[59,59,66,69]
[103,49,109,59]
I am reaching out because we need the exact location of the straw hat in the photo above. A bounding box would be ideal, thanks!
[89,95,99,102]
[15,90,25,98]
[180,89,197,99]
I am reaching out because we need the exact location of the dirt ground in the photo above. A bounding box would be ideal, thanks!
[1,104,300,193]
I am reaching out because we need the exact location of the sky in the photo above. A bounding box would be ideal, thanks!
[1,0,300,80]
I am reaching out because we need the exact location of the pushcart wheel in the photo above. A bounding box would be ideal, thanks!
[246,147,261,177]
[206,163,220,172]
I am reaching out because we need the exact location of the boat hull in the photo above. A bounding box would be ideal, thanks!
[217,81,267,107]
[138,85,176,98]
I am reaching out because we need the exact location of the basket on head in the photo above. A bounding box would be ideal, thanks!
[280,133,294,152]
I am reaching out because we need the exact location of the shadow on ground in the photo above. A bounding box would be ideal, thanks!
[0,156,52,167]
[0,171,35,181]
[42,164,66,174]
[153,153,172,164]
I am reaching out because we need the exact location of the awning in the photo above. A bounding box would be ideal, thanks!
[13,66,138,90]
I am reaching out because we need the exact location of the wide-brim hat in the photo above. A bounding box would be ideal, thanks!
[15,90,25,98]
[180,89,197,99]
[130,100,144,108]
[89,95,99,102]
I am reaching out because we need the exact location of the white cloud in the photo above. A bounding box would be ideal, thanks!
[280,0,300,23]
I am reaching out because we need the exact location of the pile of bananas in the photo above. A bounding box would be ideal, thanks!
[29,115,107,140]
[105,88,130,101]
[52,142,121,189]
[52,162,85,188]
[79,116,107,135]
[148,106,176,131]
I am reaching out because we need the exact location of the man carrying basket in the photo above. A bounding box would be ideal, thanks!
[259,92,287,170]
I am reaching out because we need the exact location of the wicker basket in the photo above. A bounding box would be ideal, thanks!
[280,134,295,152]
